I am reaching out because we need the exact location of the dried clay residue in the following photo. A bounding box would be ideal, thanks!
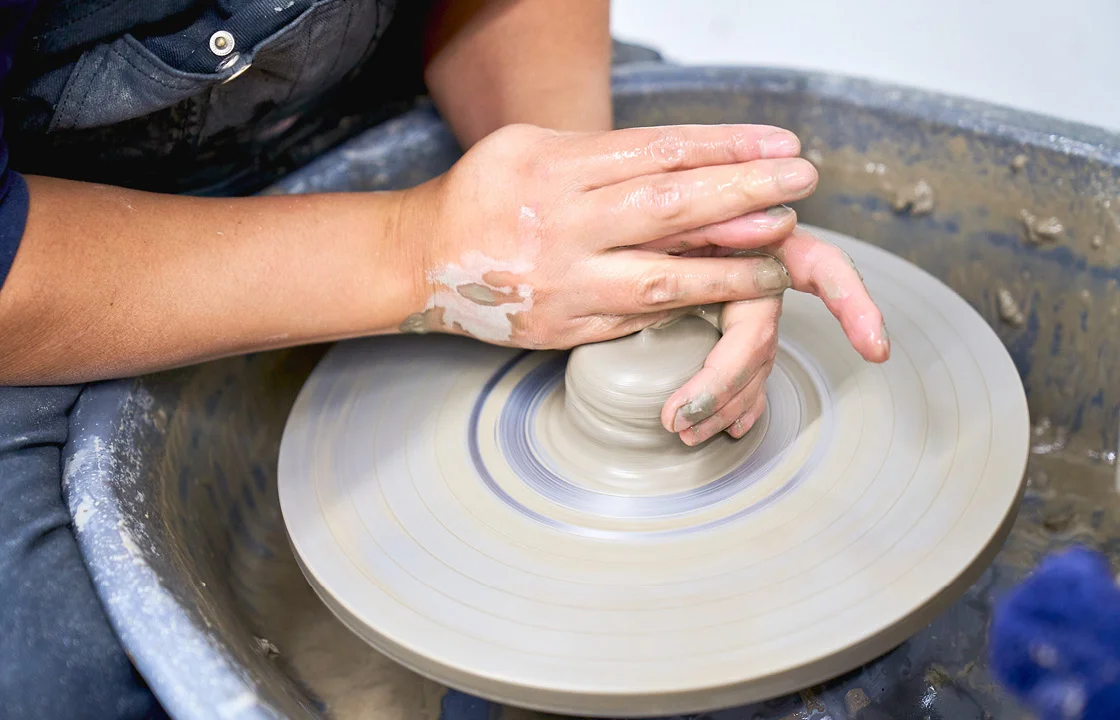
[1021,209,1064,244]
[845,688,871,715]
[996,287,1026,328]
[890,179,936,216]
[400,251,534,343]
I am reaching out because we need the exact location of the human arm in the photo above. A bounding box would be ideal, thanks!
[0,0,609,385]
[0,179,422,385]
[422,0,611,147]
[0,123,822,386]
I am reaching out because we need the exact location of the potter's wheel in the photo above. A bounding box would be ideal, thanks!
[277,226,1029,716]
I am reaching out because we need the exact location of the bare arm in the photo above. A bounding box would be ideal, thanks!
[0,0,612,387]
[0,178,419,385]
[422,0,612,145]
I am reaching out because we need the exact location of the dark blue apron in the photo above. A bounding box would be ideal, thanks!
[6,0,432,195]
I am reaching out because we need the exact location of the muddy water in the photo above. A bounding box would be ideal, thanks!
[1003,424,1120,578]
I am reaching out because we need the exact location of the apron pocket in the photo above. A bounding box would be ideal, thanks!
[49,34,229,131]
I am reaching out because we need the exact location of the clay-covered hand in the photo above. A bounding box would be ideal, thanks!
[395,123,817,346]
[661,227,891,445]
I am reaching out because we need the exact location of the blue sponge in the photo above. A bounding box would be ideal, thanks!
[990,547,1120,720]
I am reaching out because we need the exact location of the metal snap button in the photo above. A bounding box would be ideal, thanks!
[209,30,235,57]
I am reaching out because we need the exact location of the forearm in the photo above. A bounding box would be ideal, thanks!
[423,0,611,144]
[0,177,420,385]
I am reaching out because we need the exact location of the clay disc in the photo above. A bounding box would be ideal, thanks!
[277,226,1029,717]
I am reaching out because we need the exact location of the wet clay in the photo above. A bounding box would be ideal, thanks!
[564,315,717,452]
[541,314,764,496]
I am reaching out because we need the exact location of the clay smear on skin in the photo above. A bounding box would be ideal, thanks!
[402,207,543,342]
[408,251,534,342]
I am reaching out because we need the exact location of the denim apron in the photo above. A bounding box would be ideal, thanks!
[6,0,430,195]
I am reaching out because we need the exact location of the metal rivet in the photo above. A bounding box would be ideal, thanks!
[221,60,252,83]
[209,30,235,57]
[217,52,241,71]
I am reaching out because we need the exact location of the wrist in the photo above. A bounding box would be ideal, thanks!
[391,180,442,332]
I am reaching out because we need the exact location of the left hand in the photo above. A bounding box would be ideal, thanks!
[657,222,891,445]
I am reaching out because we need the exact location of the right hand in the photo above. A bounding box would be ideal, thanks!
[395,122,817,348]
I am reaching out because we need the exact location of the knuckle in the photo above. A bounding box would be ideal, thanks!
[754,321,779,350]
[493,122,547,146]
[728,130,753,161]
[638,179,686,221]
[648,130,688,171]
[822,242,850,266]
[835,246,866,280]
[740,166,775,199]
[522,326,549,349]
[483,124,555,169]
[634,271,682,309]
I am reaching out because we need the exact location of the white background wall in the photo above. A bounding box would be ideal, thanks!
[611,0,1120,132]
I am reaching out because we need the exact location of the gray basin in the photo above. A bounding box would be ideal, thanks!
[64,62,1120,720]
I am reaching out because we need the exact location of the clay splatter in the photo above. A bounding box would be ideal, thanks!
[676,392,718,427]
[891,179,936,216]
[421,251,534,343]
[996,287,1026,328]
[845,688,871,715]
[456,283,521,306]
[1021,209,1064,244]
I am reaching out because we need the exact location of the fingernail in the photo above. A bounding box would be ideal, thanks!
[777,159,817,194]
[879,320,891,353]
[759,131,801,158]
[672,393,717,432]
[747,205,795,230]
[755,258,792,295]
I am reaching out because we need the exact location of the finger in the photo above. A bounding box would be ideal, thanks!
[680,369,769,446]
[565,309,680,347]
[727,394,768,440]
[660,297,782,432]
[642,205,798,255]
[586,252,791,317]
[768,227,890,362]
[564,124,802,190]
[585,158,818,248]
